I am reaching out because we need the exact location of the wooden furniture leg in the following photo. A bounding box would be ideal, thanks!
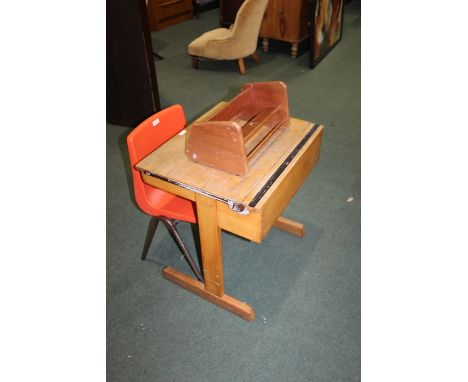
[162,193,255,321]
[262,38,269,52]
[191,55,199,69]
[192,0,200,18]
[153,52,164,61]
[251,52,260,63]
[291,42,298,59]
[237,58,246,74]
[196,194,224,295]
[273,216,304,237]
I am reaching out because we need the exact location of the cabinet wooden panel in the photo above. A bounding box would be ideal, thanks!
[219,0,312,58]
[107,0,161,126]
[219,0,244,26]
[148,0,193,31]
[260,0,311,58]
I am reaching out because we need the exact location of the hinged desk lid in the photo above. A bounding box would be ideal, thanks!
[136,102,322,213]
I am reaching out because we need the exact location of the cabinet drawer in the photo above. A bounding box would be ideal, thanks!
[148,0,192,31]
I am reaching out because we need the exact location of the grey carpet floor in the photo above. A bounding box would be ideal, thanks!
[107,2,360,381]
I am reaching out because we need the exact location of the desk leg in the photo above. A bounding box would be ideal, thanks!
[162,194,255,321]
[196,194,224,295]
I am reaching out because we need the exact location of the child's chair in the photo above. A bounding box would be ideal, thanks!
[127,105,203,281]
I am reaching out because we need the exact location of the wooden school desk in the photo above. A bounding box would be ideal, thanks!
[136,102,323,321]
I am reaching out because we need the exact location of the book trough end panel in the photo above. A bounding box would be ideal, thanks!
[185,81,290,176]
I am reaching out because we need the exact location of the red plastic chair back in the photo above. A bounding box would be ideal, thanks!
[127,105,196,222]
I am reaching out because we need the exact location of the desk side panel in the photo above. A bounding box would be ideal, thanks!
[217,126,322,243]
[217,202,263,243]
[258,127,323,240]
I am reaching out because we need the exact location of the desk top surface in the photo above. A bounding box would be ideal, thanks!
[136,102,322,211]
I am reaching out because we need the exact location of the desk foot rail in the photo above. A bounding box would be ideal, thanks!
[162,266,256,321]
[273,216,304,237]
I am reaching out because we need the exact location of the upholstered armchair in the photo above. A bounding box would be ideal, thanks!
[188,0,269,74]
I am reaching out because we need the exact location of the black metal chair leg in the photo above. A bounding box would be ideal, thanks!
[160,218,203,282]
[141,217,160,261]
[190,222,203,271]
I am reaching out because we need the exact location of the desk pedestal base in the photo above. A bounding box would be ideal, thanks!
[162,266,255,321]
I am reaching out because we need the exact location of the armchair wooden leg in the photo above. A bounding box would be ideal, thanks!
[251,52,260,63]
[273,216,304,237]
[291,42,299,59]
[237,58,246,74]
[192,0,200,18]
[262,38,269,52]
[191,55,199,69]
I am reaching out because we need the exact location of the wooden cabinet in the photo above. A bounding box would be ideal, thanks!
[219,0,312,58]
[107,0,161,126]
[147,0,193,31]
[219,0,244,26]
[260,0,312,58]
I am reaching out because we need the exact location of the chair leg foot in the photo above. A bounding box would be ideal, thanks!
[141,217,160,261]
[251,52,260,63]
[191,55,199,69]
[237,58,246,74]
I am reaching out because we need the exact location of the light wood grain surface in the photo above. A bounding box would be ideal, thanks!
[136,102,323,209]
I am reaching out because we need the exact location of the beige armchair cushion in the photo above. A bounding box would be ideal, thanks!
[188,28,233,59]
[188,0,269,60]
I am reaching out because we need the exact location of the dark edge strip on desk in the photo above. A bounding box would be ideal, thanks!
[248,123,320,208]
[140,170,248,213]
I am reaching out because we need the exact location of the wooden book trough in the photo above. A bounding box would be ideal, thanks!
[185,81,290,176]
